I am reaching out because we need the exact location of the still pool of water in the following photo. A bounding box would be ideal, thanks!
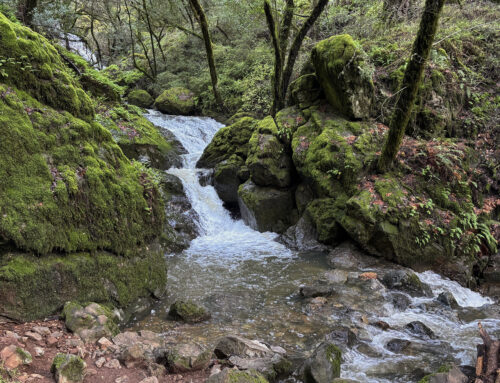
[129,111,500,383]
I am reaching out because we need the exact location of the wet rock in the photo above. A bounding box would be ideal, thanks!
[332,379,360,383]
[312,34,374,119]
[381,270,431,297]
[214,156,245,205]
[371,321,390,331]
[279,215,329,252]
[0,345,32,370]
[385,338,412,353]
[155,87,195,115]
[207,369,269,383]
[238,180,295,234]
[391,292,412,311]
[299,280,335,298]
[405,321,436,340]
[436,292,459,309]
[421,364,468,383]
[303,342,342,383]
[215,336,272,360]
[62,302,119,343]
[166,343,211,373]
[51,353,86,383]
[169,300,211,323]
[327,242,374,270]
[324,270,349,284]
[325,326,358,350]
[128,89,153,108]
[113,331,166,368]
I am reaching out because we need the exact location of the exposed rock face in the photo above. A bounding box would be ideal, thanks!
[303,341,342,383]
[62,302,120,343]
[168,300,211,323]
[238,180,295,234]
[128,89,154,108]
[214,156,247,205]
[51,353,86,383]
[113,331,166,368]
[289,74,322,110]
[311,34,374,119]
[155,87,195,115]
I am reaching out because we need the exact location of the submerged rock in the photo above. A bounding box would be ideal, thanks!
[405,321,437,340]
[168,300,211,323]
[155,87,195,115]
[381,270,431,297]
[436,292,459,309]
[279,215,329,252]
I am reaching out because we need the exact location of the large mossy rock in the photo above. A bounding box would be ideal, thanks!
[246,117,294,188]
[238,180,295,233]
[208,369,269,383]
[169,300,211,323]
[166,343,212,373]
[0,84,165,255]
[303,342,342,383]
[312,34,374,119]
[289,74,322,109]
[155,87,195,115]
[0,13,94,121]
[128,89,154,108]
[197,117,258,168]
[214,155,247,205]
[51,354,86,383]
[0,250,167,321]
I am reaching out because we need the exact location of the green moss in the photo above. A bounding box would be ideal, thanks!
[155,87,195,115]
[51,354,85,382]
[80,69,124,102]
[15,347,32,364]
[0,85,165,255]
[197,117,258,168]
[306,198,345,244]
[169,300,210,323]
[325,344,342,378]
[0,250,167,321]
[127,89,154,108]
[0,13,94,120]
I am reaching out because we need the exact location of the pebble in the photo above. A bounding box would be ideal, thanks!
[115,376,129,383]
[104,358,122,369]
[32,326,51,336]
[95,357,106,368]
[25,332,42,342]
[86,369,98,376]
[97,337,114,350]
[46,336,58,346]
[34,347,45,357]
[51,331,63,338]
[5,330,20,339]
[139,377,159,383]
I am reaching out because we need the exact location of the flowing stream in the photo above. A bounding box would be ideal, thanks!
[132,111,500,382]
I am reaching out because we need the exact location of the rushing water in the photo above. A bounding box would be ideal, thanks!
[134,111,500,382]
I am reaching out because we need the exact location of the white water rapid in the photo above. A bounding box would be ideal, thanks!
[142,111,500,383]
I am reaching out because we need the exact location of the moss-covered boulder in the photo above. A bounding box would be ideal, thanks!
[238,180,296,233]
[155,87,195,115]
[303,342,342,383]
[312,34,374,119]
[127,89,154,108]
[207,369,269,383]
[0,13,94,121]
[51,353,86,383]
[0,85,164,255]
[197,117,258,168]
[0,250,167,322]
[80,69,123,102]
[166,343,212,373]
[289,74,322,109]
[169,300,211,323]
[62,302,120,342]
[246,117,294,188]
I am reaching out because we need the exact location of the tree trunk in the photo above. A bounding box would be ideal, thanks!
[378,0,445,172]
[264,0,283,117]
[280,0,329,108]
[189,0,224,111]
[475,323,500,383]
[19,0,38,27]
[383,0,417,22]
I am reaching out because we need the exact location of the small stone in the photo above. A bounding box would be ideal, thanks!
[95,357,106,368]
[371,321,391,330]
[210,365,222,376]
[97,315,108,325]
[32,326,51,336]
[51,331,64,339]
[86,369,97,376]
[66,339,84,348]
[47,336,58,346]
[104,358,122,369]
[405,321,436,340]
[97,337,113,350]
[28,374,44,381]
[169,300,211,323]
[34,347,45,357]
[25,331,43,342]
[360,272,378,280]
[147,362,166,378]
[5,331,20,340]
[139,377,158,383]
[115,376,129,383]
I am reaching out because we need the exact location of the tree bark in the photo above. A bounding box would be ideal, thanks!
[189,0,224,111]
[378,0,445,172]
[19,0,38,27]
[474,323,500,383]
[280,0,329,109]
[264,0,283,117]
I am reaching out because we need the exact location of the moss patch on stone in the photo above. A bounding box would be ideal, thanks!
[128,89,154,108]
[155,87,195,115]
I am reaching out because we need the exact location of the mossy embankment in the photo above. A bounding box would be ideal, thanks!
[0,13,179,321]
[199,32,498,289]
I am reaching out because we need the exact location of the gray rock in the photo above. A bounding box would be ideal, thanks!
[428,365,468,383]
[168,300,211,323]
[405,321,436,340]
[113,331,166,368]
[437,292,459,309]
[299,281,335,298]
[214,157,245,204]
[279,215,329,252]
[207,369,269,383]
[381,270,431,297]
[166,343,211,373]
[214,336,272,359]
[391,292,412,311]
[303,342,342,383]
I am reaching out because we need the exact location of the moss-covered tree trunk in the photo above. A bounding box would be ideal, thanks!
[189,0,224,111]
[18,0,37,27]
[264,0,283,117]
[378,0,445,172]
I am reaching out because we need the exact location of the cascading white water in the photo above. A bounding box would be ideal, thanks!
[143,110,500,383]
[145,111,292,264]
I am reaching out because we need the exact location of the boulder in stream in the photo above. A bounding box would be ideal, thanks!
[155,87,195,115]
[405,321,437,340]
[303,341,342,383]
[168,300,211,323]
[381,270,431,297]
